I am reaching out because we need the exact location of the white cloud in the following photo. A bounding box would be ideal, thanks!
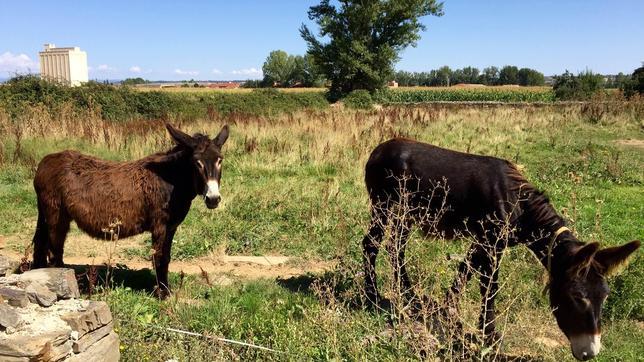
[0,52,38,74]
[129,66,142,73]
[174,69,199,76]
[231,67,262,78]
[93,64,117,72]
[211,68,222,75]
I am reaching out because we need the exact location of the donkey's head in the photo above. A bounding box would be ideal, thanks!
[549,240,640,360]
[166,123,229,209]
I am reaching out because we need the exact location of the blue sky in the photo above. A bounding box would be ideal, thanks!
[1,0,642,81]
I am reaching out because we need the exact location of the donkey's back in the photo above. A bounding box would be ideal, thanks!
[365,138,518,237]
[34,150,161,239]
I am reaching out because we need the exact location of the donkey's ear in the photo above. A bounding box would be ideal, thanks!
[166,123,195,148]
[571,242,600,268]
[213,124,229,147]
[594,240,640,277]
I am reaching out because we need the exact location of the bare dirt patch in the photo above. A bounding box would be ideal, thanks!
[1,231,146,259]
[615,139,644,149]
[0,233,333,281]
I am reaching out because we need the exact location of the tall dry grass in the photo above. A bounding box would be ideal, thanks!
[1,97,641,175]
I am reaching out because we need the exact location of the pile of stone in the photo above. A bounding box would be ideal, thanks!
[0,266,120,361]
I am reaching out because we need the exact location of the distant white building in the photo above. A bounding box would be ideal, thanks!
[39,44,88,86]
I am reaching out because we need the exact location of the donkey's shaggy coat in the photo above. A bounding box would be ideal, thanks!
[32,124,229,298]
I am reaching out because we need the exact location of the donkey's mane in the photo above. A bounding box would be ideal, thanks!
[142,145,186,165]
[143,133,210,165]
[506,163,565,230]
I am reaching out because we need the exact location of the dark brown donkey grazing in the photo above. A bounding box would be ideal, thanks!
[31,124,229,298]
[362,138,639,361]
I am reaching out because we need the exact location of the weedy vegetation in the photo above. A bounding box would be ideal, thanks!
[0,83,642,360]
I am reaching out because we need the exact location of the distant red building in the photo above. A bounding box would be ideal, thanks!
[208,82,240,89]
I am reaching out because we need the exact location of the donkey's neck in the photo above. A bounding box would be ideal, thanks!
[148,148,199,198]
[518,190,583,270]
[526,228,582,271]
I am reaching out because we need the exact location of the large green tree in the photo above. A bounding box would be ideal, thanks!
[499,65,519,85]
[634,65,644,95]
[262,50,324,87]
[517,68,545,86]
[301,0,443,99]
[480,66,500,85]
[262,50,296,86]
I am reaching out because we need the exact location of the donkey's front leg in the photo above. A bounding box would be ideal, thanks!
[362,209,388,308]
[152,225,176,299]
[446,245,485,312]
[443,245,485,332]
[477,248,501,345]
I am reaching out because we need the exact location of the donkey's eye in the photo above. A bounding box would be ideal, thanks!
[216,158,223,167]
[196,160,205,170]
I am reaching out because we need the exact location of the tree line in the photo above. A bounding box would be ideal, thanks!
[393,66,545,87]
[250,52,547,88]
[248,47,643,102]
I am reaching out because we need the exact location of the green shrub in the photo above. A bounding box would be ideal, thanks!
[0,76,329,122]
[553,70,605,101]
[620,66,644,99]
[343,90,374,109]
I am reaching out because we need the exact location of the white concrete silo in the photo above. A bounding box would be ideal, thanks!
[39,44,88,86]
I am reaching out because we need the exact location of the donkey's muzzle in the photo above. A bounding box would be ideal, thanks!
[570,334,601,361]
[205,196,220,209]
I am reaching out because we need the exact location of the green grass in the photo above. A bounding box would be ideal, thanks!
[0,103,642,360]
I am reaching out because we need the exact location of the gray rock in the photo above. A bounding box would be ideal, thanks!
[0,328,71,359]
[18,268,80,299]
[0,273,23,287]
[0,303,21,329]
[0,286,29,307]
[68,331,120,362]
[25,282,58,307]
[61,301,113,339]
[72,322,113,353]
[0,356,29,362]
[48,338,74,361]
[0,255,17,277]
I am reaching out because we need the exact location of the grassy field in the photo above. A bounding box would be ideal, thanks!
[137,84,557,106]
[135,86,328,94]
[0,100,642,361]
[375,86,555,103]
[140,85,556,103]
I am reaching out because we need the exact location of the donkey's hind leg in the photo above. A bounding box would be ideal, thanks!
[388,217,416,304]
[442,244,487,331]
[49,215,71,268]
[46,206,71,267]
[32,201,50,268]
[362,208,388,307]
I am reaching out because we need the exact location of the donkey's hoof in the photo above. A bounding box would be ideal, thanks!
[154,286,171,300]
[484,330,502,346]
[365,294,392,313]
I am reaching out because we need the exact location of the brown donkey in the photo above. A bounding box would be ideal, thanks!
[31,124,229,298]
[362,138,639,361]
